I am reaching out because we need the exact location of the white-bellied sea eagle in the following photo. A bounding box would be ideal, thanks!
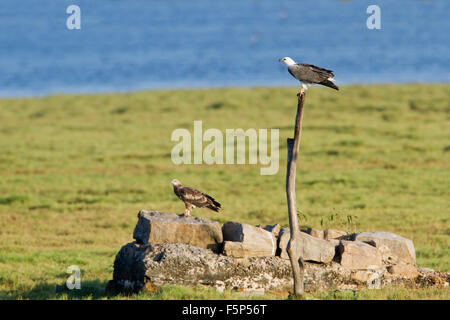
[280,57,339,91]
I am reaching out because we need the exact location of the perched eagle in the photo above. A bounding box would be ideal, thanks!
[279,57,339,91]
[170,179,221,217]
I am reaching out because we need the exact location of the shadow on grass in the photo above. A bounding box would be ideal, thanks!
[0,279,109,300]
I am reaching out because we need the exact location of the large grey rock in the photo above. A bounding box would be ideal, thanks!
[303,228,324,239]
[377,244,399,265]
[222,241,267,258]
[324,229,347,240]
[222,222,276,257]
[351,232,416,265]
[387,263,419,279]
[336,240,383,270]
[257,223,281,238]
[108,242,292,294]
[133,210,223,252]
[278,228,335,263]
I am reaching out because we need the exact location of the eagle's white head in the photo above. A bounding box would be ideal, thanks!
[279,57,296,66]
[171,179,182,187]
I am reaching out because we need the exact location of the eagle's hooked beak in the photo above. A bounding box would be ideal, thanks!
[279,58,283,62]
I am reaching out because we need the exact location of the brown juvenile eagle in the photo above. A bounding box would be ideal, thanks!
[279,57,339,91]
[170,179,221,217]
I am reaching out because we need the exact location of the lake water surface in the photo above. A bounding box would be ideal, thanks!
[0,0,449,97]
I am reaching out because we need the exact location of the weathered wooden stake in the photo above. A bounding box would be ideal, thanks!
[286,90,306,296]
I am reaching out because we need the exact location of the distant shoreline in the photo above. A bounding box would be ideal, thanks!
[1,81,449,99]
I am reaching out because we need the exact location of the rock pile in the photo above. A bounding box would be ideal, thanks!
[106,210,449,295]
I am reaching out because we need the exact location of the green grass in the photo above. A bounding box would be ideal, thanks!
[0,84,449,299]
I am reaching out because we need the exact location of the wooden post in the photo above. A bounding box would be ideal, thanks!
[286,90,306,296]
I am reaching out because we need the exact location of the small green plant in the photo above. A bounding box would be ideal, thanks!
[298,209,358,233]
[319,210,358,233]
[297,209,309,228]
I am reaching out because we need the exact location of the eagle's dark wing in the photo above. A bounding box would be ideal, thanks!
[288,63,334,83]
[178,186,221,212]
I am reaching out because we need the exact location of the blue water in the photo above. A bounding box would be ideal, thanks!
[1,0,449,97]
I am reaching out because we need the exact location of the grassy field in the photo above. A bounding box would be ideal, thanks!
[0,84,449,300]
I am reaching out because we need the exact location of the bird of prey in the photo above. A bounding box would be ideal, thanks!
[279,57,339,91]
[170,179,221,217]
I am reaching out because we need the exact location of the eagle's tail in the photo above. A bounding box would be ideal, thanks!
[320,80,339,91]
[206,197,221,212]
[207,205,220,212]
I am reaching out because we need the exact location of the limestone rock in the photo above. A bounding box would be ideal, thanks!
[133,210,223,252]
[418,267,435,273]
[257,223,281,238]
[108,242,292,294]
[303,227,324,239]
[387,263,419,279]
[278,228,335,263]
[336,240,383,269]
[223,241,274,258]
[222,222,276,257]
[378,244,399,265]
[351,232,416,265]
[324,229,347,240]
[351,270,372,283]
